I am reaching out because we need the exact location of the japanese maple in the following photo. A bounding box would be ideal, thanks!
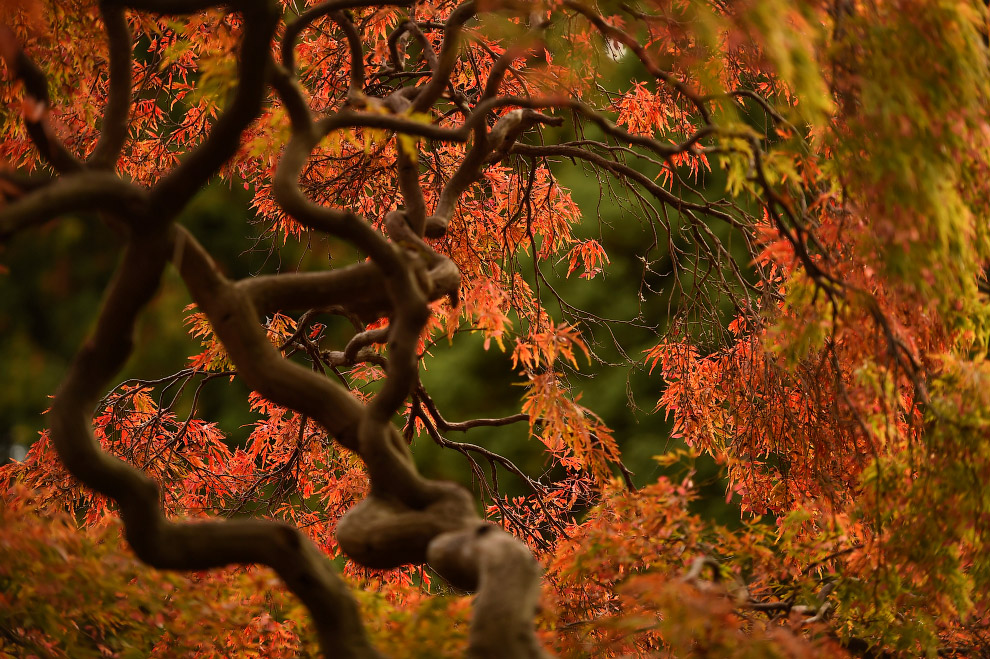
[2,0,990,657]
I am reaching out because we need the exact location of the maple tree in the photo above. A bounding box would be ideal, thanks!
[2,0,990,656]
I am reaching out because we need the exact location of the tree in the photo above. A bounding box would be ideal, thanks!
[1,0,990,657]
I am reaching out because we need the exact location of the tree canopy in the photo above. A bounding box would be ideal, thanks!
[2,0,990,657]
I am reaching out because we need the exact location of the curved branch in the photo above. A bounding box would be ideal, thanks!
[387,18,437,74]
[428,526,546,658]
[315,108,468,142]
[174,225,370,453]
[88,3,132,170]
[345,326,390,362]
[49,226,381,658]
[328,9,366,98]
[0,173,146,242]
[282,0,414,75]
[269,59,315,131]
[148,2,279,221]
[417,384,529,432]
[13,3,568,655]
[410,1,477,113]
[425,108,563,237]
[274,116,446,505]
[176,222,474,565]
[238,258,458,321]
[397,144,428,234]
[0,24,83,173]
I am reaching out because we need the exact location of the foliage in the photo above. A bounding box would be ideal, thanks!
[2,0,990,657]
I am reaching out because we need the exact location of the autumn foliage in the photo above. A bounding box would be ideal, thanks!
[2,0,990,657]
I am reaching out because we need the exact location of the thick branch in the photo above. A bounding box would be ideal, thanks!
[428,526,547,658]
[238,259,458,322]
[387,18,437,74]
[345,326,390,362]
[397,145,428,234]
[148,2,278,221]
[0,24,83,173]
[0,173,146,242]
[315,108,468,142]
[173,225,368,453]
[88,3,132,169]
[410,1,476,113]
[48,226,380,658]
[426,108,562,237]
[331,9,366,98]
